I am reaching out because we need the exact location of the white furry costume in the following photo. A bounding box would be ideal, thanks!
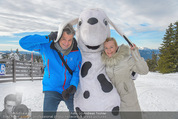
[74,8,121,115]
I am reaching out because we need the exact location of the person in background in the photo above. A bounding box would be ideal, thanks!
[19,23,82,119]
[101,37,149,119]
[0,94,17,119]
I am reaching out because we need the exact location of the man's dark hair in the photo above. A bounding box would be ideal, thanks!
[4,94,16,104]
[63,24,75,35]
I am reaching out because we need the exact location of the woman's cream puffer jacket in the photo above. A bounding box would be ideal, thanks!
[101,44,149,111]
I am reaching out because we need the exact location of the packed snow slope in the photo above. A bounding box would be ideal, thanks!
[0,72,178,111]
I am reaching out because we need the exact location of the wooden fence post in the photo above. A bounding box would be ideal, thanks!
[13,59,16,82]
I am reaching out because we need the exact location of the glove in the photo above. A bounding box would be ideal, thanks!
[131,71,138,80]
[62,85,76,100]
[62,90,70,100]
[68,85,76,94]
[48,31,58,41]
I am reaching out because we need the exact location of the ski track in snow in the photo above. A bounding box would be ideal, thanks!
[0,72,178,111]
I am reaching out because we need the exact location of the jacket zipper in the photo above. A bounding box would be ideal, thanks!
[47,59,50,78]
[62,54,64,66]
[62,59,67,90]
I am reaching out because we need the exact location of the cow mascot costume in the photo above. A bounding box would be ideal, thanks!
[55,8,135,118]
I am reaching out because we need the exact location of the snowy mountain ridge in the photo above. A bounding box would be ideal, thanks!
[138,47,158,50]
[0,48,159,60]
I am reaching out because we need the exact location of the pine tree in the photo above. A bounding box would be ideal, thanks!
[173,21,178,72]
[16,49,19,54]
[157,21,178,73]
[20,54,26,61]
[146,51,158,72]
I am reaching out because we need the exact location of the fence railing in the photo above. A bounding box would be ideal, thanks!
[0,59,43,83]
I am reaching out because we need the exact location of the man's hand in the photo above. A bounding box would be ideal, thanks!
[68,85,76,94]
[62,85,76,100]
[48,31,58,41]
[62,90,70,100]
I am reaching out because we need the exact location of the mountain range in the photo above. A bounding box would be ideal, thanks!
[138,47,159,60]
[0,47,159,60]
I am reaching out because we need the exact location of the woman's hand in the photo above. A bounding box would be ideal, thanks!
[130,43,136,50]
[130,43,141,61]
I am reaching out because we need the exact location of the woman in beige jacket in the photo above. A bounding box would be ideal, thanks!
[102,37,149,118]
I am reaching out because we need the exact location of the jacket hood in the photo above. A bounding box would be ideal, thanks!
[101,44,130,67]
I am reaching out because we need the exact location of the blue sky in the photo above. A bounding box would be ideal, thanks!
[0,0,177,51]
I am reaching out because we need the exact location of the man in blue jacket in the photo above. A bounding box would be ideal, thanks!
[19,24,82,118]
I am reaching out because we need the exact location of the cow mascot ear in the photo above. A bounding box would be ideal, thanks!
[106,17,133,47]
[54,18,79,43]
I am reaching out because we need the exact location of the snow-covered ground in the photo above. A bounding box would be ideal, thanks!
[135,72,178,111]
[0,72,178,112]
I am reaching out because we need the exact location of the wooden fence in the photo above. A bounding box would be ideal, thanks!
[0,59,43,83]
